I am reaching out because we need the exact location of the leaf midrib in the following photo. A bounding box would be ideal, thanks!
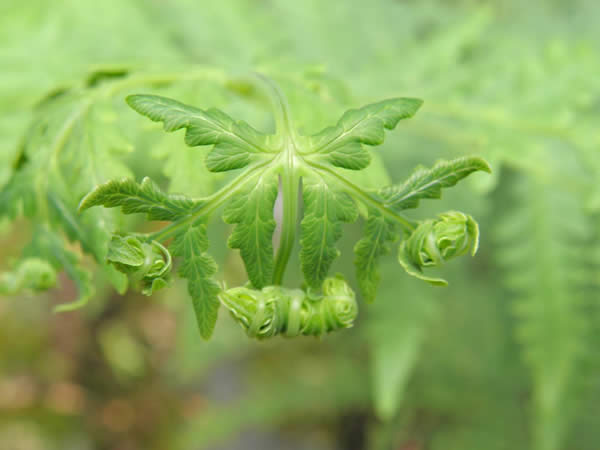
[386,165,477,208]
[145,97,274,155]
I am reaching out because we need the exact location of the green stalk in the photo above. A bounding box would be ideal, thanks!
[306,160,417,233]
[253,74,299,286]
[272,167,300,285]
[148,163,268,242]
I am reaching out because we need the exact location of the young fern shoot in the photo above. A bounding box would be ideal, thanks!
[79,74,490,340]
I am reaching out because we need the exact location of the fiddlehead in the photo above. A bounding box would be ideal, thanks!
[397,211,479,286]
[219,275,358,339]
[0,258,57,295]
[106,235,172,295]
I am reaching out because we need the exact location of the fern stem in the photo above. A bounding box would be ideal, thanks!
[253,74,301,285]
[306,161,416,233]
[272,169,300,285]
[149,163,268,242]
[251,72,297,142]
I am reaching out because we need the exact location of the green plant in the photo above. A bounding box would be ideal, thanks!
[76,74,489,339]
[2,1,600,450]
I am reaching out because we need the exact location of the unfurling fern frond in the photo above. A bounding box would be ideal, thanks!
[354,158,489,302]
[0,258,57,295]
[398,211,480,286]
[34,72,487,340]
[219,275,358,339]
[106,235,172,295]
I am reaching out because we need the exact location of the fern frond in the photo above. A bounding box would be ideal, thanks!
[493,168,595,450]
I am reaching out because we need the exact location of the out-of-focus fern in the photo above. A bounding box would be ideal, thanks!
[493,161,595,450]
[0,68,240,308]
[366,262,439,421]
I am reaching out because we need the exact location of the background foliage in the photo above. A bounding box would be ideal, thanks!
[1,0,599,449]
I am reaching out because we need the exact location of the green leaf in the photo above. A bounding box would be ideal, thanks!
[79,176,198,221]
[371,329,422,421]
[223,170,279,288]
[52,248,95,313]
[106,235,146,269]
[380,156,491,211]
[0,171,36,219]
[300,177,358,289]
[47,97,133,256]
[46,191,128,295]
[0,89,136,295]
[354,211,399,303]
[306,98,423,170]
[171,220,220,339]
[126,94,271,172]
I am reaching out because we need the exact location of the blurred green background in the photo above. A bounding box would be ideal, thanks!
[1,0,599,449]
